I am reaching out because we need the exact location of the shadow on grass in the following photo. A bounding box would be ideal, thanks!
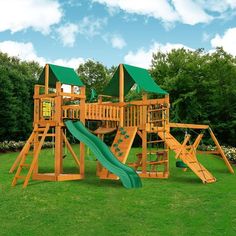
[169,175,202,185]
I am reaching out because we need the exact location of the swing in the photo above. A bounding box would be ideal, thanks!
[176,160,188,168]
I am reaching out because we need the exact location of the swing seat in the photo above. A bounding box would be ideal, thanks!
[176,160,188,168]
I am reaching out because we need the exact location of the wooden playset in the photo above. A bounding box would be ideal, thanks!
[10,63,234,188]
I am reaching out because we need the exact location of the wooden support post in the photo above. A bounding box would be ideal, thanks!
[164,94,170,131]
[33,85,40,175]
[190,133,204,155]
[119,64,124,127]
[175,134,191,159]
[142,130,147,174]
[62,132,80,169]
[55,82,63,178]
[142,92,148,174]
[98,95,102,104]
[45,64,49,95]
[79,86,86,178]
[209,128,234,174]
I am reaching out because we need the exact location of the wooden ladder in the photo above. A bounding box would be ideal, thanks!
[11,124,50,188]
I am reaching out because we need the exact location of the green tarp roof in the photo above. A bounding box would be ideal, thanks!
[38,64,84,87]
[103,64,167,97]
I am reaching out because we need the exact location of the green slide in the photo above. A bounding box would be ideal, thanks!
[65,120,142,189]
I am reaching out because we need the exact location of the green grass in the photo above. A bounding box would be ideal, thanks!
[0,147,236,236]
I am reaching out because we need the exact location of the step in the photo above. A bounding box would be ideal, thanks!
[20,164,30,168]
[147,140,164,144]
[35,128,45,132]
[38,133,55,137]
[188,161,197,164]
[16,176,26,179]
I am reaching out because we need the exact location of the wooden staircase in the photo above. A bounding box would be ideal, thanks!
[99,127,137,179]
[158,132,216,183]
[11,124,50,188]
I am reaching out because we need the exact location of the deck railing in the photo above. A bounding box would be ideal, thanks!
[62,99,169,129]
[62,103,120,121]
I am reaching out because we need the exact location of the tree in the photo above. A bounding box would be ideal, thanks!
[150,47,236,145]
[77,60,110,101]
[0,52,41,141]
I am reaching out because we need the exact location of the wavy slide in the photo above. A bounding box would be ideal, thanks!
[65,120,142,189]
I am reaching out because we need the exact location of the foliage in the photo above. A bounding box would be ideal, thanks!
[77,60,111,101]
[150,47,236,145]
[0,140,54,153]
[0,52,42,141]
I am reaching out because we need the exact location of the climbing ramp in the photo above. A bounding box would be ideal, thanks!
[158,132,216,183]
[99,127,137,180]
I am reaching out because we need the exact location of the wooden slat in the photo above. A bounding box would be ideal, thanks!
[169,123,209,129]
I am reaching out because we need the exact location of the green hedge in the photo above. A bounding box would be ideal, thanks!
[0,140,54,153]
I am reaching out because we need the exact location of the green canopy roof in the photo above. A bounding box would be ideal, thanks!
[103,64,167,97]
[38,64,84,87]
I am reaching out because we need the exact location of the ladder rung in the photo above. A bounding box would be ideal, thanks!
[38,133,55,137]
[147,140,164,144]
[20,164,30,168]
[17,176,26,179]
[35,128,45,132]
[149,119,166,123]
[148,108,167,112]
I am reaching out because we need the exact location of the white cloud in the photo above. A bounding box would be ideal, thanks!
[0,0,62,34]
[124,42,193,68]
[111,35,126,49]
[0,40,85,69]
[211,27,236,56]
[202,32,211,42]
[93,0,236,26]
[103,34,126,49]
[93,0,178,23]
[78,16,107,38]
[172,0,213,25]
[52,58,85,69]
[0,41,46,65]
[56,23,79,47]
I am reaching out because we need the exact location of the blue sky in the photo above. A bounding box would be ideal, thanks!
[0,0,236,68]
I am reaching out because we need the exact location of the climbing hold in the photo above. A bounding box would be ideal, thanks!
[121,131,126,135]
[118,152,123,157]
[119,127,124,132]
[115,148,120,152]
[118,139,123,143]
[113,143,119,147]
[124,135,129,139]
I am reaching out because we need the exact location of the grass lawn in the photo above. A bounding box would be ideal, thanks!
[0,146,236,236]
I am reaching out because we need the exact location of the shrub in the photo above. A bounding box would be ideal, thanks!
[0,140,54,153]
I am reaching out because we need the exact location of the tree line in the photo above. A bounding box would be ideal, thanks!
[0,47,235,145]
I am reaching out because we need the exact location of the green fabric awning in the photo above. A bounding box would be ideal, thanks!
[38,64,84,87]
[103,64,168,97]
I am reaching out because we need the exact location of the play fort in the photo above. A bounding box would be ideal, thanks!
[10,64,234,188]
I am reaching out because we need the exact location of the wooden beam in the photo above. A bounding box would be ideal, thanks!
[169,123,209,129]
[62,132,80,169]
[45,64,49,94]
[119,64,124,127]
[79,86,86,178]
[55,82,63,177]
[175,134,191,159]
[209,128,234,174]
